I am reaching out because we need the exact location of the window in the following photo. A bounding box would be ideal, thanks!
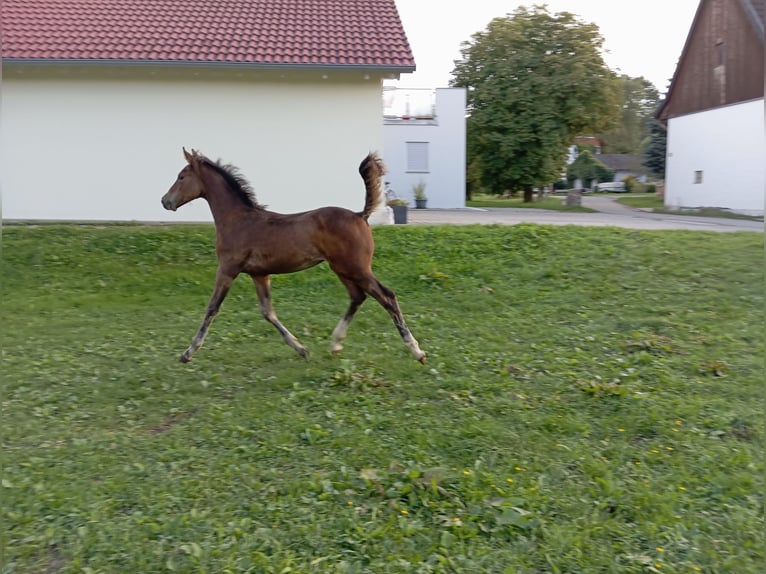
[716,41,725,66]
[694,170,703,184]
[406,142,429,172]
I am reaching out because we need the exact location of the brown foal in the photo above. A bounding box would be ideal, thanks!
[161,148,426,364]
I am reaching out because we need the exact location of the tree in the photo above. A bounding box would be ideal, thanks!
[451,6,618,201]
[598,75,660,154]
[642,119,667,178]
[566,149,614,188]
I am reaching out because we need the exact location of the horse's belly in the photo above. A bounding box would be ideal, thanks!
[244,254,324,275]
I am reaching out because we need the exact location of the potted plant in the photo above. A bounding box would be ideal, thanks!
[413,181,427,209]
[385,182,408,224]
[386,198,409,224]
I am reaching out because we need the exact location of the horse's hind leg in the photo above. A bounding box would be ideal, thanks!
[180,268,234,363]
[362,274,426,364]
[252,275,308,358]
[331,278,367,355]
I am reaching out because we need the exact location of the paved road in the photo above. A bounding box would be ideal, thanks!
[406,196,763,233]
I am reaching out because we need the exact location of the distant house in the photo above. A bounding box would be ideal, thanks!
[566,137,602,165]
[382,88,466,208]
[1,0,415,222]
[657,0,764,215]
[566,145,647,184]
[596,154,648,183]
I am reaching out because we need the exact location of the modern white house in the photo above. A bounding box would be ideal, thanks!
[382,87,467,208]
[1,0,416,222]
[658,0,764,215]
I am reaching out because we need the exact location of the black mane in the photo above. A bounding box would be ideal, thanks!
[203,157,262,209]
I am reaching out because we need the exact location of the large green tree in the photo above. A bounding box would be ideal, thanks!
[598,75,660,154]
[452,6,618,201]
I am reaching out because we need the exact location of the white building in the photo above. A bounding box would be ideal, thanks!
[382,88,467,208]
[658,0,764,216]
[1,0,415,222]
[665,99,764,214]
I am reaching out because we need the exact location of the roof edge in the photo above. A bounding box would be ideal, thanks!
[2,58,416,74]
[661,95,764,120]
[739,0,765,40]
[656,0,705,121]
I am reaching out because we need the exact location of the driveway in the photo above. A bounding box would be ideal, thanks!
[406,196,763,233]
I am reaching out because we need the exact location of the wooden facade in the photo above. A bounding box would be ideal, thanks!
[658,0,764,120]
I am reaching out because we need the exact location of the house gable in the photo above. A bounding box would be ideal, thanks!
[658,0,764,120]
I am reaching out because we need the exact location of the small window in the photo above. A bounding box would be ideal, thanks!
[716,41,725,66]
[406,142,429,172]
[694,170,703,184]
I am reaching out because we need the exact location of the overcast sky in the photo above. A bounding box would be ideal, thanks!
[387,0,700,94]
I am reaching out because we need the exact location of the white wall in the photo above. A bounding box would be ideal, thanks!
[1,66,385,221]
[383,88,466,208]
[665,98,765,215]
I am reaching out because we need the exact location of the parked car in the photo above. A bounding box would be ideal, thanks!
[596,181,627,193]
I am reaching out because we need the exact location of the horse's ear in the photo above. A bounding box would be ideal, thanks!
[183,147,193,163]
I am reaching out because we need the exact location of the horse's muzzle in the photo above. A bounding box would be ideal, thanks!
[161,197,176,211]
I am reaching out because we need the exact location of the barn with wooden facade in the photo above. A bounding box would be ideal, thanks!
[658,0,764,215]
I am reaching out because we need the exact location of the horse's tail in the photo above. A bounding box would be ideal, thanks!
[359,152,386,221]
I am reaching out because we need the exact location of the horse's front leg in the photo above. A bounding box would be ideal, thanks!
[252,275,308,358]
[180,269,235,363]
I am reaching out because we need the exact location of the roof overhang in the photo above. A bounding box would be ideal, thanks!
[3,58,415,76]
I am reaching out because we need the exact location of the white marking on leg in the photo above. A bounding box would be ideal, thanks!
[331,317,350,354]
[404,333,427,363]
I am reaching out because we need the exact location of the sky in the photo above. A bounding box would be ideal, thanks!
[386,0,700,94]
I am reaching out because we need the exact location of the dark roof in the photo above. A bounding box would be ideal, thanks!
[596,154,646,173]
[1,0,415,72]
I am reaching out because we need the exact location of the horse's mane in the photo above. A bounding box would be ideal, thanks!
[202,157,262,209]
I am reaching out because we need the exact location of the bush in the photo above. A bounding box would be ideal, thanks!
[645,184,656,194]
[621,175,637,192]
[620,175,647,193]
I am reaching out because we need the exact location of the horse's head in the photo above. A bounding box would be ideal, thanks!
[162,148,205,211]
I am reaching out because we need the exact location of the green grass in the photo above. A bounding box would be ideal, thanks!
[616,195,664,210]
[618,196,764,221]
[2,224,763,573]
[466,194,595,212]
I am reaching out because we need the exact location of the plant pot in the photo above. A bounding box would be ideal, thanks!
[415,199,427,209]
[391,205,408,224]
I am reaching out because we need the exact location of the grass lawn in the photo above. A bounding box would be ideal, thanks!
[466,194,595,212]
[618,195,764,221]
[1,224,763,573]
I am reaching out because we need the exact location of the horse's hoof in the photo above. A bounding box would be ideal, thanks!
[179,354,191,363]
[418,352,427,364]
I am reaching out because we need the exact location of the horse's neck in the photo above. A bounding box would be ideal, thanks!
[202,170,255,228]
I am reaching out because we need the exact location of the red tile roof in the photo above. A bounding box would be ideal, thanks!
[1,0,415,71]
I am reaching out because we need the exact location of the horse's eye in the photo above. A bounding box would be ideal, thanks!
[178,174,184,181]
